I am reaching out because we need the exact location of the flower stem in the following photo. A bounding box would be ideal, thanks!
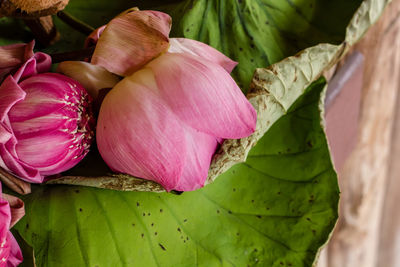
[57,10,95,35]
[50,46,95,63]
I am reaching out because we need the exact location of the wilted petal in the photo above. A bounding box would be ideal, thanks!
[174,126,218,191]
[2,194,24,228]
[57,61,120,99]
[97,69,186,191]
[92,10,171,76]
[169,38,237,73]
[147,53,257,139]
[0,41,34,81]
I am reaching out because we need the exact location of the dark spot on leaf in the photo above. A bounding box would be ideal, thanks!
[312,230,316,235]
[79,208,83,212]
[136,202,140,207]
[277,192,281,195]
[185,28,190,32]
[159,243,166,251]
[256,215,262,219]
[155,232,157,236]
[251,200,255,203]
[239,47,243,51]
[228,210,232,214]
[254,248,258,252]
[160,209,163,213]
[306,218,311,221]
[288,263,292,266]
[236,232,240,236]
[280,262,284,265]
[186,237,189,241]
[183,219,187,222]
[148,213,151,216]
[287,148,291,152]
[132,223,135,227]
[265,21,269,25]
[217,210,220,214]
[143,213,145,216]
[177,227,181,232]
[26,223,29,229]
[233,188,236,192]
[183,240,186,243]
[250,59,254,63]
[250,44,255,49]
[309,199,314,203]
[307,141,313,148]
[75,190,80,193]
[141,233,144,238]
[151,223,154,227]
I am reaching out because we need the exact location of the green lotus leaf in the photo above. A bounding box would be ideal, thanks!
[15,78,339,266]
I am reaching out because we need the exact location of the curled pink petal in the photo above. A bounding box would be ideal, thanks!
[97,69,185,191]
[2,194,24,228]
[84,25,106,48]
[92,10,171,76]
[146,53,257,139]
[0,41,34,81]
[169,38,237,73]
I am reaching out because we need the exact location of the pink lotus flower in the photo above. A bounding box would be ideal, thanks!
[0,183,24,267]
[0,43,95,183]
[58,9,257,191]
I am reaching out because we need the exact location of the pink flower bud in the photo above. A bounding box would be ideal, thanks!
[0,50,95,183]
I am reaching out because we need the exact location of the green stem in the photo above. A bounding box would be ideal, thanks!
[57,10,95,35]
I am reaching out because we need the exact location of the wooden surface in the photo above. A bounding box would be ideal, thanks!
[318,0,400,266]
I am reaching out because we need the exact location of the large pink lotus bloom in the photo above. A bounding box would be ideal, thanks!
[0,44,95,183]
[58,9,257,191]
[0,183,24,267]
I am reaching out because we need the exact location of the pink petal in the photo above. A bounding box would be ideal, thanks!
[0,76,25,122]
[0,75,42,183]
[169,38,237,73]
[0,41,34,81]
[97,69,185,191]
[91,10,171,76]
[5,232,23,267]
[0,185,23,267]
[174,126,219,191]
[147,53,257,139]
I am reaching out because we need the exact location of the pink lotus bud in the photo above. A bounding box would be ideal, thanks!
[97,52,256,192]
[0,183,24,267]
[0,50,95,183]
[62,9,256,191]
